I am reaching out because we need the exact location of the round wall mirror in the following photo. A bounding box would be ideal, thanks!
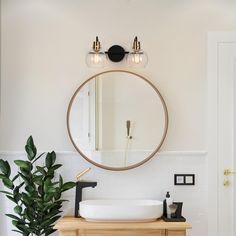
[67,70,168,171]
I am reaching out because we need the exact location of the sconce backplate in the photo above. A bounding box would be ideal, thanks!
[106,45,127,62]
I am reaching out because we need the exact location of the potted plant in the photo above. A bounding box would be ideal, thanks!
[0,136,76,236]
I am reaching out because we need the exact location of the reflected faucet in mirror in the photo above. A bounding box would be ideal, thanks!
[74,168,97,218]
[126,120,132,139]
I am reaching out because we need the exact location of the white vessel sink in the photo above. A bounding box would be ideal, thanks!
[79,199,163,222]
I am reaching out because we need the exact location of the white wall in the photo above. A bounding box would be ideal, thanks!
[2,0,236,151]
[1,1,236,236]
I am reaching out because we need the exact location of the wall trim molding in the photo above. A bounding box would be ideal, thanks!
[0,150,207,156]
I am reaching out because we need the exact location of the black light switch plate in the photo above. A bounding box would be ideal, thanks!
[174,174,195,185]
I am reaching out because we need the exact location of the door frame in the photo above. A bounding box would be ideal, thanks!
[207,32,236,236]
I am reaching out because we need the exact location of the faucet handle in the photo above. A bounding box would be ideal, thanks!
[76,167,91,181]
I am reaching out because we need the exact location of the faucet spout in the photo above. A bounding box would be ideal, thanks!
[77,181,97,188]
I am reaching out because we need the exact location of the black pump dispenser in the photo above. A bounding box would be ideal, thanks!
[163,192,170,217]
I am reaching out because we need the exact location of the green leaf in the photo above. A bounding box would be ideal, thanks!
[0,190,13,195]
[43,193,54,202]
[12,230,23,234]
[12,220,19,226]
[0,160,7,174]
[42,228,56,236]
[6,195,17,203]
[44,209,62,220]
[45,173,54,180]
[45,153,52,169]
[59,175,63,188]
[41,215,61,227]
[43,200,63,212]
[42,202,58,211]
[0,174,7,180]
[23,208,31,221]
[5,214,21,221]
[33,175,43,185]
[25,136,37,161]
[25,146,35,161]
[51,164,62,171]
[14,160,31,170]
[13,185,24,202]
[14,205,22,215]
[54,190,61,200]
[44,179,53,193]
[25,185,35,193]
[47,187,56,193]
[0,159,11,176]
[4,161,11,177]
[46,151,57,169]
[20,168,31,177]
[61,182,76,192]
[3,178,14,189]
[50,151,56,166]
[36,166,46,175]
[22,193,31,205]
[26,135,34,146]
[15,224,31,233]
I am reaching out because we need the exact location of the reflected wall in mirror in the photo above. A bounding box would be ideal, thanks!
[67,70,168,171]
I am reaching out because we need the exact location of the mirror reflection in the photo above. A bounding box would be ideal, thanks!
[67,71,168,170]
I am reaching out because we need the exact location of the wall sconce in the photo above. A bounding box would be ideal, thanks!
[86,36,148,68]
[86,37,106,68]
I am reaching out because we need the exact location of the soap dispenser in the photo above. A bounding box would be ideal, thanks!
[163,192,173,218]
[166,192,173,218]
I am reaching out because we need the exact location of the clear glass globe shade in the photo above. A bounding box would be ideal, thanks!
[127,51,148,67]
[86,51,105,68]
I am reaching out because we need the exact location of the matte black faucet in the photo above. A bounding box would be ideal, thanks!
[74,167,97,217]
[74,181,97,217]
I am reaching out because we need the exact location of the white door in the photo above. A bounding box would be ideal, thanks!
[208,33,236,236]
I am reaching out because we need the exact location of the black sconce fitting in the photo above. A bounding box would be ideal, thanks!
[105,45,129,62]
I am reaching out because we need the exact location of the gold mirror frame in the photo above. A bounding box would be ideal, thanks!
[67,70,168,171]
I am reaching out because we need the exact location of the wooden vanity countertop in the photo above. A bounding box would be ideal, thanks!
[54,216,192,231]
